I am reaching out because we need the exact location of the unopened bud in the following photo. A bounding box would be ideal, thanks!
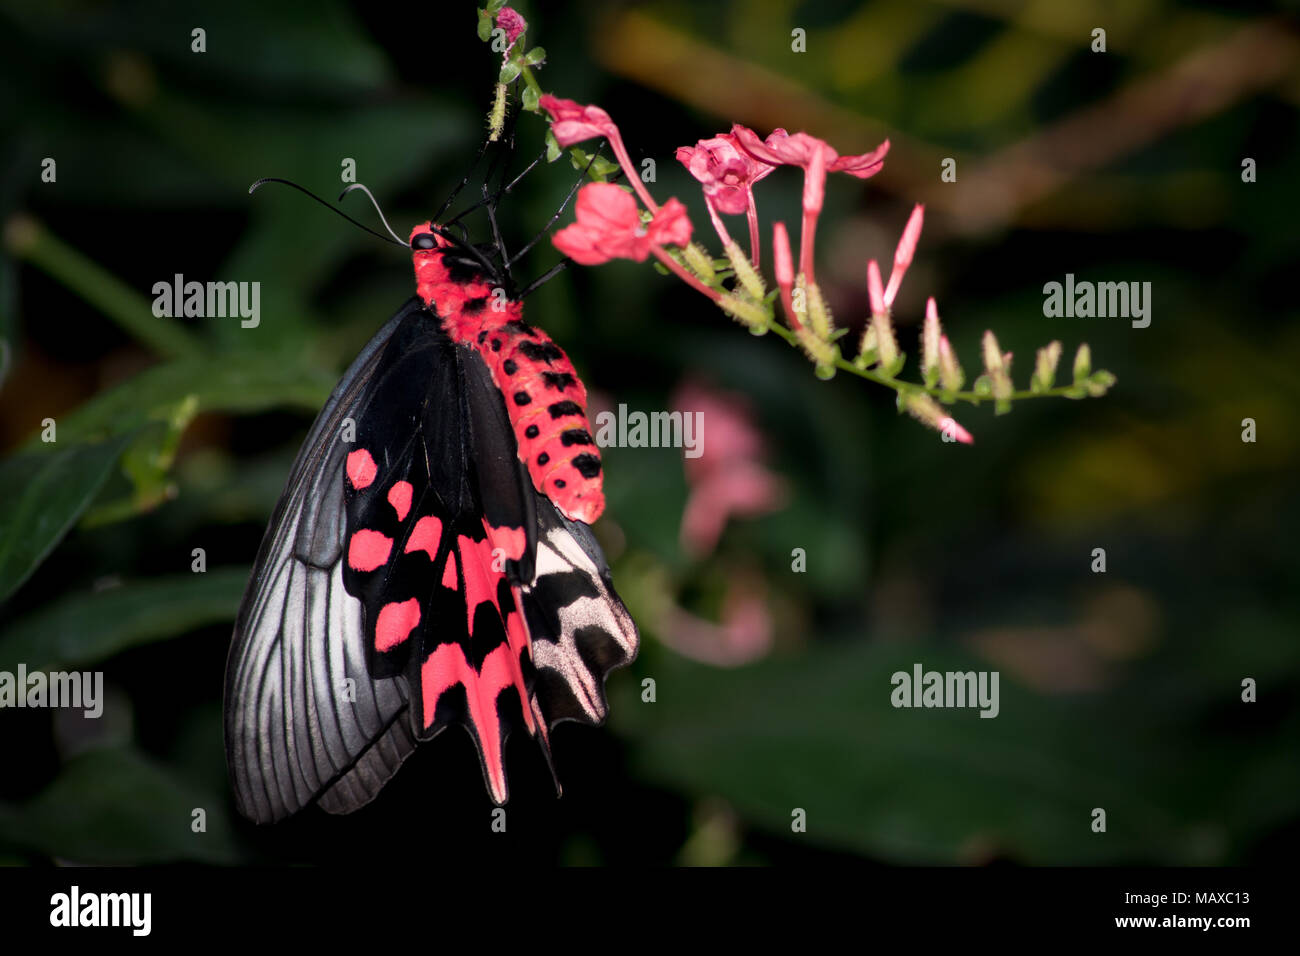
[1033,340,1062,393]
[903,392,973,444]
[724,240,765,300]
[683,242,715,283]
[805,278,833,339]
[1073,343,1092,382]
[938,335,964,391]
[718,292,770,333]
[885,204,924,307]
[922,297,941,386]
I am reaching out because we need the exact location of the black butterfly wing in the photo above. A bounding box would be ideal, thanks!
[225,296,638,822]
[225,297,425,824]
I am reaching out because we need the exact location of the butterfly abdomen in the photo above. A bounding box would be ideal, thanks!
[412,232,605,524]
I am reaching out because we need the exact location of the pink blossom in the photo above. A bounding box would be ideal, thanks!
[552,183,690,265]
[674,381,785,557]
[675,133,776,216]
[884,204,924,308]
[661,577,773,667]
[731,124,889,284]
[539,94,618,147]
[495,7,527,49]
[539,94,658,211]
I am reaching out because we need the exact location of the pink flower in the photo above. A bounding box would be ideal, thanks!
[674,381,785,556]
[495,7,527,49]
[884,204,924,308]
[731,125,890,283]
[731,126,889,208]
[675,134,776,216]
[539,94,658,212]
[552,183,690,265]
[661,576,773,667]
[539,94,618,148]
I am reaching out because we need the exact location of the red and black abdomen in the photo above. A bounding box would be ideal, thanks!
[478,318,604,524]
[411,235,604,524]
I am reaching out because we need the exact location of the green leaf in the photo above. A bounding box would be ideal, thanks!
[524,46,546,66]
[477,10,493,41]
[616,641,1204,864]
[0,568,249,672]
[0,432,136,604]
[31,353,335,448]
[521,84,540,113]
[499,60,521,84]
[0,747,242,864]
[545,129,562,163]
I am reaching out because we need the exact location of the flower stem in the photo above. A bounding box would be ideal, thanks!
[745,189,761,268]
[705,198,733,248]
[764,321,1095,404]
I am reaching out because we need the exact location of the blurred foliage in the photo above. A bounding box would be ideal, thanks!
[0,0,1297,866]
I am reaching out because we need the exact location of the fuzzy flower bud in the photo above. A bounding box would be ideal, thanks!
[867,259,898,371]
[903,392,974,444]
[1033,340,1062,393]
[724,240,765,300]
[937,334,964,391]
[1073,343,1092,382]
[922,297,941,386]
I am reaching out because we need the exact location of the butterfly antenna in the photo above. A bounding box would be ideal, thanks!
[433,136,492,223]
[507,144,604,268]
[339,183,407,246]
[249,178,407,247]
[517,257,571,299]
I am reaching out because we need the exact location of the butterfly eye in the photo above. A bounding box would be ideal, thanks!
[411,233,437,250]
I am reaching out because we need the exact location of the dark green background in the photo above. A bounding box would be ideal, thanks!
[0,0,1296,865]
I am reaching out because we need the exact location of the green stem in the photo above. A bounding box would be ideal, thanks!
[765,321,1086,404]
[5,216,204,360]
[520,63,544,106]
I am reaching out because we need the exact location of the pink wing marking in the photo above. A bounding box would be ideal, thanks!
[348,529,392,572]
[420,643,514,803]
[387,480,413,521]
[404,515,444,560]
[346,449,378,490]
[375,598,421,651]
[485,523,527,562]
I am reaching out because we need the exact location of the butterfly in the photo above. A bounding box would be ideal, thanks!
[224,137,639,824]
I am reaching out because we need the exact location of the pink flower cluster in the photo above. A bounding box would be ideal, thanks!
[539,93,973,443]
[541,94,890,291]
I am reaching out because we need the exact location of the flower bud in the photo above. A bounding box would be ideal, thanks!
[1073,343,1092,382]
[724,240,765,300]
[922,297,941,386]
[1033,340,1062,393]
[903,392,973,444]
[938,335,964,391]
